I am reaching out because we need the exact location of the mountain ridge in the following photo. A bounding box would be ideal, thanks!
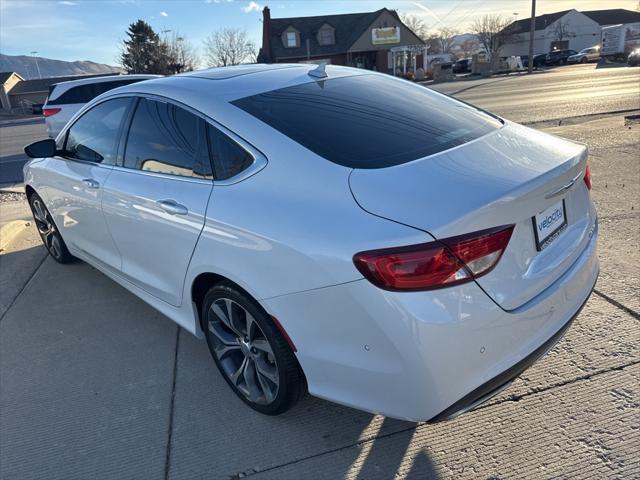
[0,53,122,80]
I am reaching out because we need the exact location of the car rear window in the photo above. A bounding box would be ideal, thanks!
[231,74,502,169]
[47,78,147,106]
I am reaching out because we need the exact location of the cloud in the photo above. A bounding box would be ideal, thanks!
[58,1,78,5]
[160,11,168,16]
[242,1,261,13]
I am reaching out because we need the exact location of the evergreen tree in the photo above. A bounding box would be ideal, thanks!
[120,20,170,74]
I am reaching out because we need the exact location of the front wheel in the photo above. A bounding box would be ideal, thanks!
[203,282,306,415]
[580,57,587,64]
[28,192,75,263]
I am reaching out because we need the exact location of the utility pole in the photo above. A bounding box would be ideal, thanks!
[527,0,536,74]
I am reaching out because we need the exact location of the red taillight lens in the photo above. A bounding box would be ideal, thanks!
[43,107,61,117]
[353,225,514,291]
[583,162,592,190]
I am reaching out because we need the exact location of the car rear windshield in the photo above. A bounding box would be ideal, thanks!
[47,78,147,106]
[231,74,502,169]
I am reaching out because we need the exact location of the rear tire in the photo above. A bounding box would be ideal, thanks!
[202,282,306,415]
[580,57,587,64]
[28,192,75,264]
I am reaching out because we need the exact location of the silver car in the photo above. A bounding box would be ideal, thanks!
[23,64,598,421]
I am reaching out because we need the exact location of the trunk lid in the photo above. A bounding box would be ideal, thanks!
[349,121,596,310]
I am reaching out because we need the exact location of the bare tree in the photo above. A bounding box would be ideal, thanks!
[551,20,574,43]
[203,28,256,67]
[471,14,512,67]
[461,37,481,58]
[164,32,199,73]
[424,34,442,54]
[437,27,459,55]
[400,13,428,40]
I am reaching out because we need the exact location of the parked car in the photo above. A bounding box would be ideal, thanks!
[628,47,640,66]
[521,53,547,68]
[43,74,160,138]
[23,64,598,422]
[568,46,601,64]
[546,49,578,65]
[452,58,471,73]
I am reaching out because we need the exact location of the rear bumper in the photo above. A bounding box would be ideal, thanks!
[428,276,593,422]
[264,220,599,421]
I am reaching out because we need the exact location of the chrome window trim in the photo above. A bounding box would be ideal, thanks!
[109,164,214,185]
[68,91,267,185]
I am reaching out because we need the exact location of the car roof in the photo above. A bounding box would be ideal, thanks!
[51,74,161,89]
[100,64,369,106]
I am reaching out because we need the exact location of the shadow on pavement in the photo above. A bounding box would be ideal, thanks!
[0,153,28,184]
[595,61,631,69]
[0,117,45,127]
[168,321,441,479]
[0,248,441,479]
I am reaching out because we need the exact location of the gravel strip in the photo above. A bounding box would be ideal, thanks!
[0,192,27,203]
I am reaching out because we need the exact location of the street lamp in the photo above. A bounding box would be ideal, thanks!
[30,51,42,79]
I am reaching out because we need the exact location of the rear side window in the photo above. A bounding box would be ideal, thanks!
[123,98,210,179]
[232,74,502,169]
[206,124,254,180]
[64,97,130,164]
[48,78,146,106]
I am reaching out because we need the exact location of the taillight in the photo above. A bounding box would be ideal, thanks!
[43,107,61,117]
[353,225,514,291]
[583,162,592,190]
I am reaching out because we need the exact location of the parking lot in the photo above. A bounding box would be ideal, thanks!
[1,63,639,479]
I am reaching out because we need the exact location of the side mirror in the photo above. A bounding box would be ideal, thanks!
[24,138,57,158]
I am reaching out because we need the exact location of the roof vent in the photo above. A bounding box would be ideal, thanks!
[308,63,328,79]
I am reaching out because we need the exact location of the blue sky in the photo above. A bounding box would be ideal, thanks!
[1,0,637,65]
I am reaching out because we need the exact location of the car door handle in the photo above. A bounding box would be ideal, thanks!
[82,178,100,189]
[157,199,188,216]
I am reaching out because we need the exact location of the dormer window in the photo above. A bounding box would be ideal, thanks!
[284,30,298,48]
[317,24,335,46]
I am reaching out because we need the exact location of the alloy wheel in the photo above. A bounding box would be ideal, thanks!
[31,198,62,260]
[207,298,279,405]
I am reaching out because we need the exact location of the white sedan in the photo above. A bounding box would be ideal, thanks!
[23,64,598,421]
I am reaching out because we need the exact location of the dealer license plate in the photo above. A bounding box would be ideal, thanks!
[532,199,567,251]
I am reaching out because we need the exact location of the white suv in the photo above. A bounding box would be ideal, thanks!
[43,74,160,138]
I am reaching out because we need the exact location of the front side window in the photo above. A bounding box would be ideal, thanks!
[206,124,254,181]
[232,74,503,169]
[64,97,130,164]
[286,31,297,48]
[124,98,209,178]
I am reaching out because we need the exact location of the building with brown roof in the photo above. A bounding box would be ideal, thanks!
[258,7,425,73]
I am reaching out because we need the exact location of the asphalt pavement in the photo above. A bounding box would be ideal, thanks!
[0,64,639,479]
[429,63,640,124]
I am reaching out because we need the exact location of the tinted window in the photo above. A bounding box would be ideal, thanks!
[232,74,502,169]
[48,78,147,106]
[206,124,254,180]
[124,98,208,178]
[64,97,130,164]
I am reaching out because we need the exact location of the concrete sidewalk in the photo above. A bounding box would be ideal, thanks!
[1,116,638,479]
[1,243,638,479]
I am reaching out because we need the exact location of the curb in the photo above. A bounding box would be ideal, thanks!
[0,220,30,252]
[0,183,25,194]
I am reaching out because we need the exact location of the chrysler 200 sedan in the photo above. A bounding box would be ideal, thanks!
[23,64,598,421]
